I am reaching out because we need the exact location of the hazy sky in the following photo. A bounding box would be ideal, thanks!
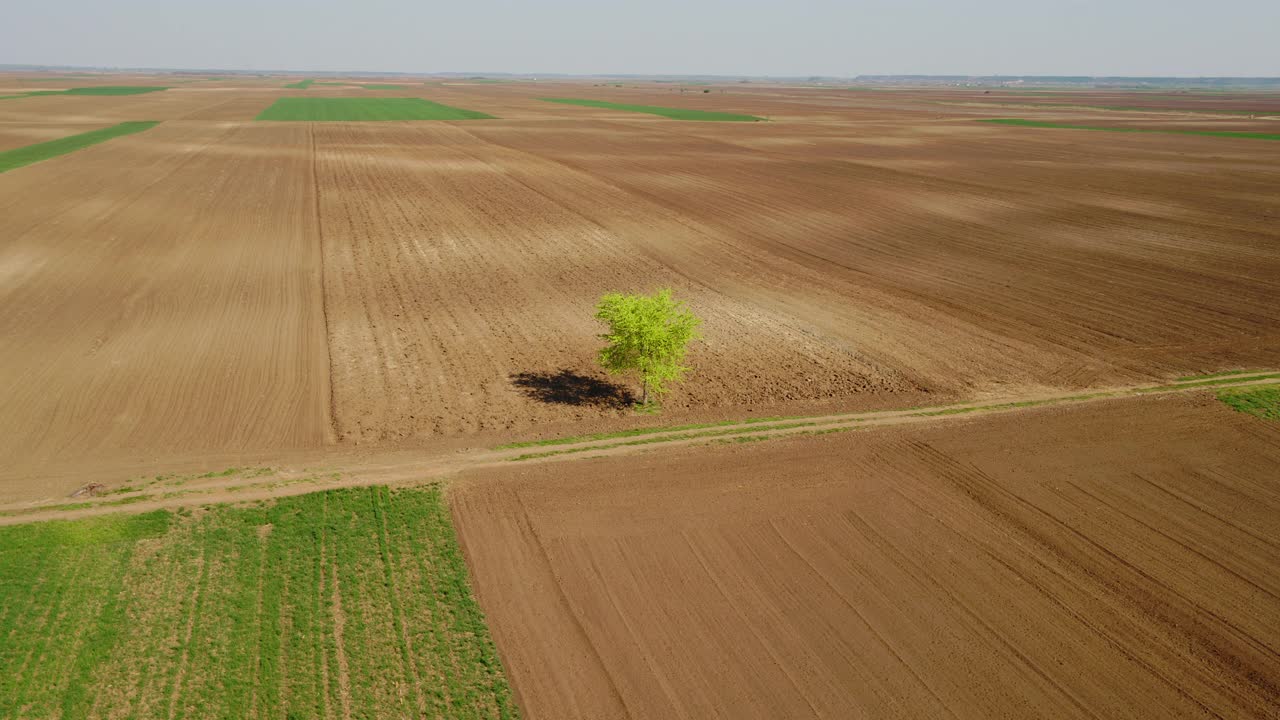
[4,0,1277,77]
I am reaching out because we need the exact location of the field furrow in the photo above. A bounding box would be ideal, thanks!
[454,392,1280,719]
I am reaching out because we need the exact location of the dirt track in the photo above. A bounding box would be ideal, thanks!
[451,392,1280,719]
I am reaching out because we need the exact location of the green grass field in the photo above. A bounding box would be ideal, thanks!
[0,485,519,719]
[62,86,169,95]
[0,121,160,173]
[980,118,1280,141]
[256,97,495,121]
[1218,384,1280,421]
[284,79,314,89]
[4,86,169,99]
[541,98,764,121]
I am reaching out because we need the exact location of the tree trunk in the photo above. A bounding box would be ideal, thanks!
[641,379,648,406]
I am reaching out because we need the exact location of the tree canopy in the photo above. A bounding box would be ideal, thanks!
[595,289,702,405]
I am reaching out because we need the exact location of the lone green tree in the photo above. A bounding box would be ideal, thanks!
[595,289,702,406]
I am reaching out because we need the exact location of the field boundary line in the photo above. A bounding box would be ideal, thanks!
[311,125,340,445]
[1,374,1277,524]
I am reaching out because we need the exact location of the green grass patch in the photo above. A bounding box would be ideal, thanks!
[0,121,160,173]
[284,79,314,89]
[62,86,169,95]
[541,98,763,121]
[0,486,519,718]
[256,97,494,121]
[979,118,1280,141]
[2,86,168,99]
[11,86,170,97]
[1217,384,1280,421]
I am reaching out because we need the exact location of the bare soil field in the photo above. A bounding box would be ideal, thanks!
[451,392,1280,719]
[0,119,329,481]
[1,76,1279,491]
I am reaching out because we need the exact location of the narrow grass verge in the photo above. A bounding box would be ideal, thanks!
[507,422,819,460]
[0,121,160,173]
[1135,373,1280,392]
[979,118,1280,141]
[541,98,764,121]
[1176,369,1267,382]
[909,393,1114,417]
[496,415,802,450]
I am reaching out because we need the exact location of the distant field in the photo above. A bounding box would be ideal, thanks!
[21,85,170,96]
[542,97,764,121]
[3,86,169,99]
[313,82,411,90]
[0,485,518,719]
[284,79,314,89]
[980,118,1280,141]
[0,121,159,173]
[256,97,494,121]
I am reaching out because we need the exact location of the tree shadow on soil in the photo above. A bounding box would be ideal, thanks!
[510,369,636,408]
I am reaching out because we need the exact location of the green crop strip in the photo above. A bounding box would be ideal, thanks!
[979,118,1280,141]
[256,97,495,121]
[63,86,169,95]
[1217,383,1280,421]
[0,121,160,173]
[284,79,314,89]
[542,98,764,121]
[12,86,169,97]
[0,486,519,718]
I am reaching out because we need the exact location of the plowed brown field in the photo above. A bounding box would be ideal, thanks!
[3,78,1278,479]
[451,393,1280,719]
[0,119,329,480]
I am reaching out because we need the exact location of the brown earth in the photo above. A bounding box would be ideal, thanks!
[450,392,1280,719]
[2,75,1279,719]
[1,76,1279,492]
[0,118,329,481]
